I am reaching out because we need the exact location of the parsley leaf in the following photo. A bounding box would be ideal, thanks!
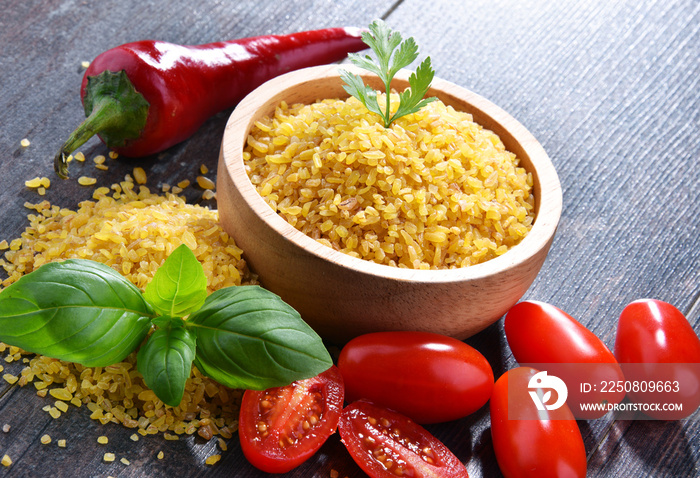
[341,20,437,127]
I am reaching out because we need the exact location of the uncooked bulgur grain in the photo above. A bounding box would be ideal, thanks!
[78,176,97,186]
[133,167,147,184]
[245,95,535,269]
[24,177,43,188]
[196,175,216,190]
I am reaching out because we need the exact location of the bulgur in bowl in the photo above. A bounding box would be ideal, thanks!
[217,64,562,343]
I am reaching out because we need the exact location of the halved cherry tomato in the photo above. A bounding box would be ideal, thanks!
[505,300,625,419]
[490,367,587,478]
[338,331,493,423]
[614,299,700,420]
[238,366,344,473]
[338,400,469,478]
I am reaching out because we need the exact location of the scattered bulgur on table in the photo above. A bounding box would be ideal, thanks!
[245,94,535,270]
[0,170,257,447]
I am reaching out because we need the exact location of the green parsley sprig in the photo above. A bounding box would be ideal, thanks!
[340,20,437,128]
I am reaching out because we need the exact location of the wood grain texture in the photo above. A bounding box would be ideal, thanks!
[1,0,698,477]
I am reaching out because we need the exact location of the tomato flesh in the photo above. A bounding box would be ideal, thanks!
[339,400,469,478]
[614,299,700,419]
[490,367,587,478]
[338,331,493,423]
[505,300,625,419]
[238,366,344,473]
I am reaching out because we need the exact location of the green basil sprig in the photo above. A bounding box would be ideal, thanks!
[0,244,332,407]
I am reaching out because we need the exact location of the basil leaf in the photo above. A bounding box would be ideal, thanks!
[137,317,196,407]
[143,244,207,317]
[0,259,155,367]
[187,285,332,390]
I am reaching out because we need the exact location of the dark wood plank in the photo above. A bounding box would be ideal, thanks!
[1,0,698,477]
[386,0,700,476]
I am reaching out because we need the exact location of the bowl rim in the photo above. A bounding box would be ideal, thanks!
[219,64,562,284]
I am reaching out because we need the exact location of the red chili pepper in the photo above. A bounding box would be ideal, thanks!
[54,27,367,178]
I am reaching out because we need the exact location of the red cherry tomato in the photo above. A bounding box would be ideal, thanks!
[614,299,700,420]
[490,367,587,478]
[338,400,469,478]
[505,300,625,419]
[338,331,494,423]
[238,366,344,473]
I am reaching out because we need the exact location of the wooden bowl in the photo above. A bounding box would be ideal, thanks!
[217,64,562,344]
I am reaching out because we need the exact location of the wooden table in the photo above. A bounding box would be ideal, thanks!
[1,0,698,476]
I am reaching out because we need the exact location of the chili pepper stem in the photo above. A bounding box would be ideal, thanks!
[54,100,110,178]
[54,70,149,179]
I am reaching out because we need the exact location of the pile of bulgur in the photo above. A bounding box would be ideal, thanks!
[245,94,535,269]
[0,169,257,447]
